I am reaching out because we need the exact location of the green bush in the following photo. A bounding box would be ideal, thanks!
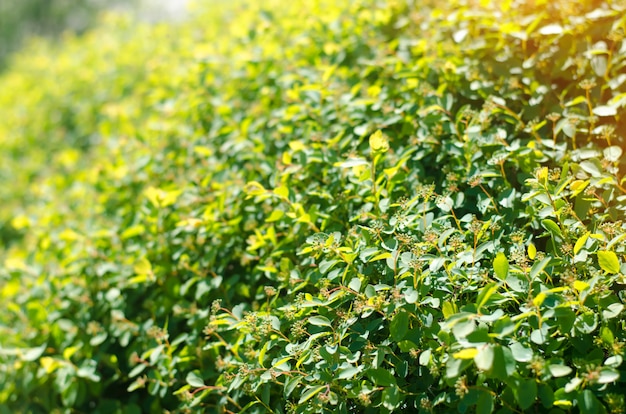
[1,0,625,412]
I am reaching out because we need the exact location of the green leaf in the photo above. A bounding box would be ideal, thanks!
[243,181,266,196]
[128,364,146,378]
[538,384,554,409]
[398,340,418,352]
[186,371,205,388]
[530,257,551,280]
[577,390,601,414]
[309,316,332,327]
[404,288,418,303]
[61,379,79,407]
[493,252,509,280]
[531,329,547,344]
[298,385,326,404]
[600,326,614,345]
[604,146,623,162]
[574,312,598,334]
[476,391,494,414]
[319,259,339,274]
[390,310,409,342]
[336,157,369,168]
[490,346,516,380]
[592,105,617,117]
[76,360,101,382]
[548,364,572,378]
[474,345,494,371]
[382,385,401,410]
[476,282,498,311]
[597,250,620,274]
[20,344,47,362]
[579,160,603,177]
[541,219,562,237]
[603,303,624,319]
[370,252,392,261]
[367,368,396,386]
[348,277,361,292]
[597,368,620,384]
[284,376,302,398]
[337,366,360,380]
[435,195,454,212]
[239,401,262,413]
[515,379,537,410]
[509,342,533,362]
[446,357,471,379]
[565,377,583,393]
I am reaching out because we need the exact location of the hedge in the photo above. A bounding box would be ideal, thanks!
[1,0,625,413]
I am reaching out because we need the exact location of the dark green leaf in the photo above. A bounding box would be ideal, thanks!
[390,310,409,342]
[515,379,537,410]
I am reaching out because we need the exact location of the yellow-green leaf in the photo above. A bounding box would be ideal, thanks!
[533,292,547,307]
[370,252,392,262]
[598,251,620,274]
[369,130,389,153]
[573,280,590,292]
[59,228,82,242]
[121,224,146,239]
[453,348,478,359]
[127,275,149,285]
[298,385,326,404]
[266,210,284,222]
[570,179,589,196]
[243,181,266,197]
[258,341,270,367]
[493,252,509,280]
[144,186,181,208]
[193,145,213,157]
[40,356,61,374]
[274,185,289,199]
[574,232,589,255]
[442,301,457,319]
[289,140,306,152]
[134,258,152,276]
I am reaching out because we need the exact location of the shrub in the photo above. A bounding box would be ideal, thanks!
[1,0,625,413]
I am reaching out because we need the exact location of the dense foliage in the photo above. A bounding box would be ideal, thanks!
[1,0,626,412]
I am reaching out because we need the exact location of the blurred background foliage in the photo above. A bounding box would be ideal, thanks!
[0,0,190,70]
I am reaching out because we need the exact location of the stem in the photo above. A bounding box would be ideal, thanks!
[498,161,509,185]
[371,158,378,204]
[478,183,500,213]
[449,207,463,231]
